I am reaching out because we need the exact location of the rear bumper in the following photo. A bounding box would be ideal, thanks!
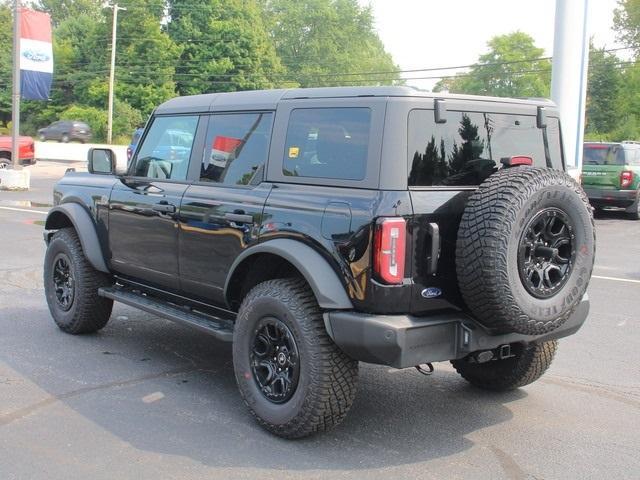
[326,296,589,368]
[583,187,637,208]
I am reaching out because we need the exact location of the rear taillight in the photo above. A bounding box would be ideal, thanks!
[621,170,634,188]
[373,217,406,285]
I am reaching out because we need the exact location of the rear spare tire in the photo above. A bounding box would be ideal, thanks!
[456,167,595,335]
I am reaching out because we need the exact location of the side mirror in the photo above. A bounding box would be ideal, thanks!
[87,148,128,175]
[87,148,114,174]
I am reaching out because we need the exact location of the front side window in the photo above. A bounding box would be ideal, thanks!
[132,115,199,181]
[408,110,558,187]
[283,108,371,181]
[201,112,273,186]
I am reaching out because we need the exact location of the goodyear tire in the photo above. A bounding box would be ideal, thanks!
[233,278,358,439]
[456,167,595,335]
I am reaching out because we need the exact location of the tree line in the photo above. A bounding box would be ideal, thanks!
[0,0,400,142]
[435,0,640,142]
[1,0,638,144]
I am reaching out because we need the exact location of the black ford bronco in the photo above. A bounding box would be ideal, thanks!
[43,87,595,438]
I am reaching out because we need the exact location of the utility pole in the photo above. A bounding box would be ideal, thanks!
[106,3,126,144]
[11,0,21,169]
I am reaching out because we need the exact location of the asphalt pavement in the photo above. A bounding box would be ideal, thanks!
[0,162,638,480]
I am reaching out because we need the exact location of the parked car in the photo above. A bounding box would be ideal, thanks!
[581,141,640,219]
[43,86,595,438]
[0,135,36,168]
[126,127,144,163]
[38,120,92,143]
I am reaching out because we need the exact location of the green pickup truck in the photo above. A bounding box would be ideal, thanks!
[582,141,640,220]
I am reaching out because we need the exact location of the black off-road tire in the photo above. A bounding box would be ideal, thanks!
[451,340,558,391]
[233,278,358,439]
[0,153,10,169]
[626,194,640,220]
[456,167,595,335]
[44,228,113,334]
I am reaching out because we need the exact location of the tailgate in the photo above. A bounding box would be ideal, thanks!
[582,165,621,189]
[408,189,473,315]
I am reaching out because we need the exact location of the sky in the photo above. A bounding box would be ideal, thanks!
[359,0,624,90]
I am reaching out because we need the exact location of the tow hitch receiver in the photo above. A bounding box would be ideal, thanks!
[471,344,515,364]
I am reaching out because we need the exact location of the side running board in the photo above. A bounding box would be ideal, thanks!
[98,287,234,342]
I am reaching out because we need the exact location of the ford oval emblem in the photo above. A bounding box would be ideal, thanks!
[421,287,442,299]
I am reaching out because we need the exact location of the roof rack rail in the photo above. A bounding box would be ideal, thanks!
[621,140,640,144]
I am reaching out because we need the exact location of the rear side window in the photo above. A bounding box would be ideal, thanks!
[408,110,561,187]
[132,115,199,181]
[201,112,273,186]
[627,148,640,166]
[283,108,371,181]
[583,144,625,166]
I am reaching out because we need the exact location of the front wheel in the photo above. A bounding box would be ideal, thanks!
[451,341,558,391]
[233,278,358,439]
[44,228,113,334]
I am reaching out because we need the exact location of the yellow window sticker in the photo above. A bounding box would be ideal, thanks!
[288,146,300,158]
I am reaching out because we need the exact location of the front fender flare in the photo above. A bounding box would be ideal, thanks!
[224,239,354,310]
[44,203,109,273]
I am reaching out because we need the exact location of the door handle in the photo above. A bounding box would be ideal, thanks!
[152,202,176,214]
[427,222,440,275]
[225,212,253,224]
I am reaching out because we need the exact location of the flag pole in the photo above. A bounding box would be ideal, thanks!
[11,0,21,169]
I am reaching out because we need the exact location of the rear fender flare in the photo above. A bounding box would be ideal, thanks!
[224,239,353,310]
[44,203,109,273]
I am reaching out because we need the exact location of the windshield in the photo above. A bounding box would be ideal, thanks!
[583,144,625,166]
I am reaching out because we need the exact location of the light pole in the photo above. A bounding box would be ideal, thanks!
[11,0,21,169]
[551,0,591,169]
[106,3,126,144]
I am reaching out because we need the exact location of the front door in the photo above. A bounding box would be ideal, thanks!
[108,114,201,290]
[179,112,274,304]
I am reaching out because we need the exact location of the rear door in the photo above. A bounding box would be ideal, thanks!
[582,143,625,190]
[108,114,203,290]
[407,105,564,314]
[179,112,274,304]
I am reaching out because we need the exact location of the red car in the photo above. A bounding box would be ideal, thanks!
[0,135,36,168]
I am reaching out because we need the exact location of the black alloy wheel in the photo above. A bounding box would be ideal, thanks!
[52,252,75,311]
[518,208,576,299]
[250,317,300,404]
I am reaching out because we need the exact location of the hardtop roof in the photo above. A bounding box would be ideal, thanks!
[155,86,557,114]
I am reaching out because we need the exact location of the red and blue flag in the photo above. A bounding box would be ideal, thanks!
[19,9,53,101]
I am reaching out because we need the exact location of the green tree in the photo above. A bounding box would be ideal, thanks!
[169,0,284,95]
[434,32,551,98]
[260,0,400,87]
[0,4,13,129]
[37,0,102,27]
[614,0,640,54]
[585,45,622,135]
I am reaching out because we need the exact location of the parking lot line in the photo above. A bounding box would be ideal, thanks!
[592,275,640,285]
[0,206,48,216]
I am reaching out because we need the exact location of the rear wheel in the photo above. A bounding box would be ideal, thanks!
[626,194,640,220]
[451,341,558,391]
[233,278,358,438]
[61,134,70,143]
[44,228,113,334]
[0,153,10,169]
